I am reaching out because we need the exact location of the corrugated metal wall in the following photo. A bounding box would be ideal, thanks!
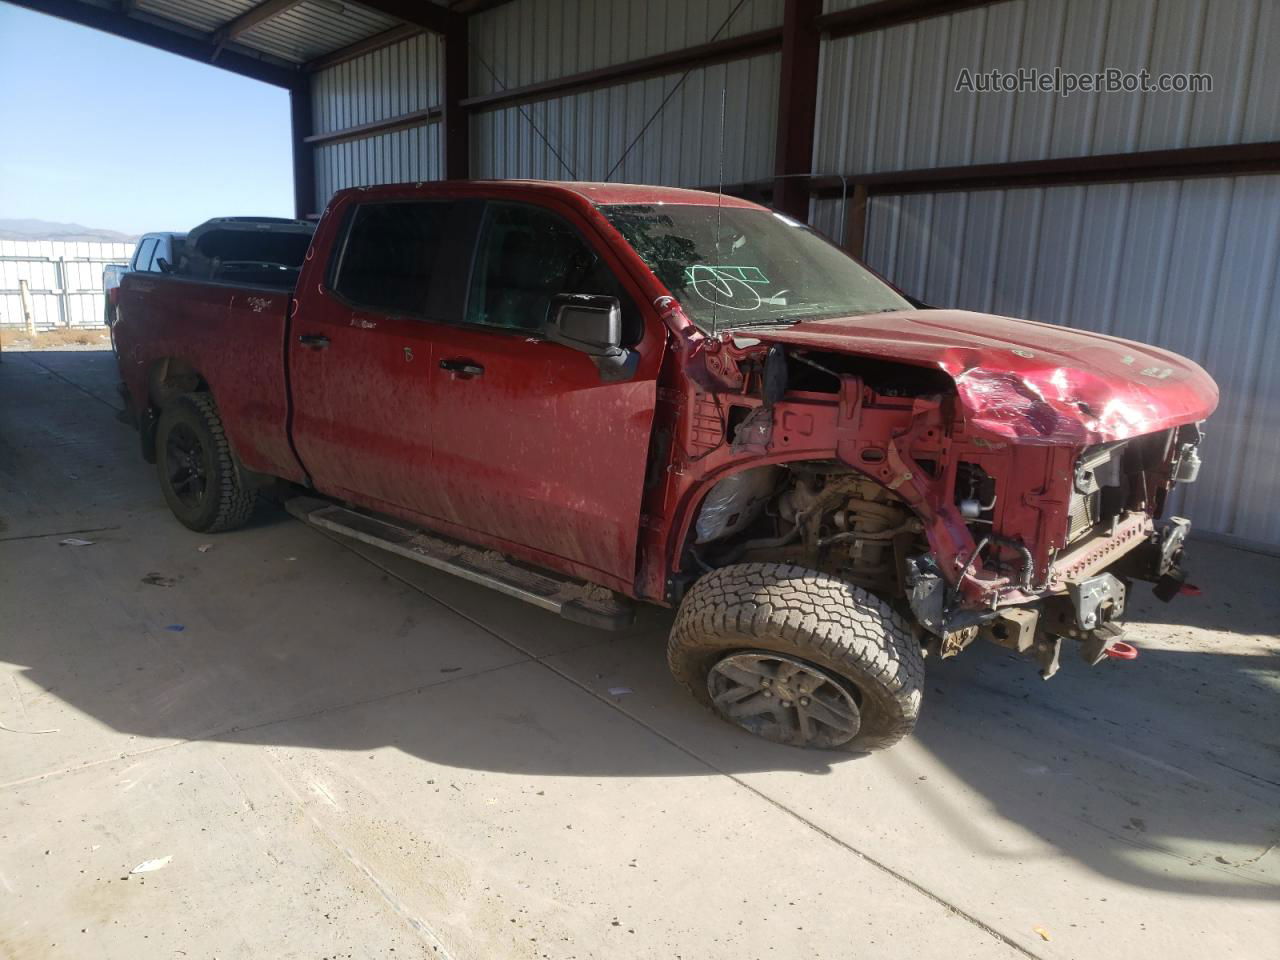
[469,55,780,184]
[468,0,778,184]
[306,0,783,207]
[815,0,1278,174]
[310,32,444,206]
[0,240,132,331]
[469,0,782,184]
[469,0,782,91]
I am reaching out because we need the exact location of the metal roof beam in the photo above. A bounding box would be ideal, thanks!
[815,0,1011,38]
[460,27,783,113]
[304,21,423,71]
[350,0,455,35]
[6,0,298,87]
[213,0,305,46]
[448,0,518,13]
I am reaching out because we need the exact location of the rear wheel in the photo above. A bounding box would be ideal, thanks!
[155,393,255,533]
[668,563,925,752]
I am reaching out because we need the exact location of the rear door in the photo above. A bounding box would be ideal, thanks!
[287,197,477,516]
[424,199,661,586]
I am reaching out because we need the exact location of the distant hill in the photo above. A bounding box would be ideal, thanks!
[0,218,139,243]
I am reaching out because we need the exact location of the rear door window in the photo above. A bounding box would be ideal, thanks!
[331,201,454,317]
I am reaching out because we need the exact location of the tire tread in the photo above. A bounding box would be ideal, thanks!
[668,563,925,751]
[159,392,255,533]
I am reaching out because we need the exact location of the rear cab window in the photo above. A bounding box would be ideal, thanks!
[330,201,457,317]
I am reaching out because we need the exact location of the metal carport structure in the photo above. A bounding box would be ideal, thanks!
[7,0,1280,551]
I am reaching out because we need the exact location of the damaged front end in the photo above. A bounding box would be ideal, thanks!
[898,417,1205,679]
[654,315,1215,683]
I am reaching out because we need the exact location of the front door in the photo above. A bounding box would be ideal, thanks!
[426,199,661,587]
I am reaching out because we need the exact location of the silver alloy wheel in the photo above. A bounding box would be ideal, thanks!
[706,651,862,748]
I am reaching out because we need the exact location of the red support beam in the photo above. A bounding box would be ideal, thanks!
[289,81,317,218]
[773,0,822,220]
[843,183,869,257]
[712,141,1280,204]
[442,14,470,179]
[213,0,303,46]
[448,0,518,13]
[815,0,1011,38]
[808,141,1280,197]
[302,105,442,146]
[349,0,452,35]
[460,28,782,113]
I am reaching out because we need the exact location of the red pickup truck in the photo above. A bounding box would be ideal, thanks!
[113,180,1217,752]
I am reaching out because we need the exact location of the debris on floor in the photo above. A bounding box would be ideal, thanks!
[1033,926,1052,942]
[59,537,94,547]
[197,543,213,553]
[129,856,173,874]
[608,687,633,697]
[164,624,185,632]
[0,720,60,735]
[141,573,178,587]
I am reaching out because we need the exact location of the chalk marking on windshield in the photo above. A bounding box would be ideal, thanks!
[687,264,774,312]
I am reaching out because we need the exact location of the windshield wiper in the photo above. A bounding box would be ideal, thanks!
[730,317,806,328]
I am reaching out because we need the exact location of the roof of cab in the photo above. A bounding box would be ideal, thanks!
[331,180,766,211]
[538,181,765,209]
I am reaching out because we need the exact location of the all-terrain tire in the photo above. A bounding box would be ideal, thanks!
[668,563,925,752]
[155,392,256,533]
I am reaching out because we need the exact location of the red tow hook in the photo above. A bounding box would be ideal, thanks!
[1105,641,1139,661]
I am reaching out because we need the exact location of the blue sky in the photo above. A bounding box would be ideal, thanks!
[0,5,293,235]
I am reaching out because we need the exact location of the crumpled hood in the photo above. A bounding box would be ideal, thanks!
[741,309,1219,445]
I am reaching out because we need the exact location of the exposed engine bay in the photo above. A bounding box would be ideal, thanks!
[670,338,1207,682]
[690,464,924,600]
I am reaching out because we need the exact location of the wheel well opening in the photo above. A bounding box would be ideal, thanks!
[148,359,208,409]
[680,461,927,603]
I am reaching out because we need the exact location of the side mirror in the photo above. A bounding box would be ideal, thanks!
[546,294,637,381]
[547,294,622,356]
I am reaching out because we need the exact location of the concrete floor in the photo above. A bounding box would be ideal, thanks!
[1,348,1276,960]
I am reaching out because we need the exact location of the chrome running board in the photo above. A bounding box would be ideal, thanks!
[285,496,635,631]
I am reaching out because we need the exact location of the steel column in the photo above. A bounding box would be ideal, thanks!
[442,16,470,180]
[773,0,822,221]
[289,81,317,218]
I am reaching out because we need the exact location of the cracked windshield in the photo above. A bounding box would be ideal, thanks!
[600,203,910,332]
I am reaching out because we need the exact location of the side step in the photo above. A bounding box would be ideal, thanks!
[285,497,635,631]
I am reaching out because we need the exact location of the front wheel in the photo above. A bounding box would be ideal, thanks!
[667,563,925,752]
[155,392,256,533]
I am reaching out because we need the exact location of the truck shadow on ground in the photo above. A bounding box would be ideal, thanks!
[3,350,1277,909]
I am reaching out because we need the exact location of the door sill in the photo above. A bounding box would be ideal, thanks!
[285,496,636,631]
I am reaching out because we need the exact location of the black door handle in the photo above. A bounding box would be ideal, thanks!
[298,334,330,349]
[440,358,484,377]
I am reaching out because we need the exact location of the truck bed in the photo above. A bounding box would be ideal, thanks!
[114,273,305,484]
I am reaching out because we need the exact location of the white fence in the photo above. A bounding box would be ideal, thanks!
[0,239,134,331]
